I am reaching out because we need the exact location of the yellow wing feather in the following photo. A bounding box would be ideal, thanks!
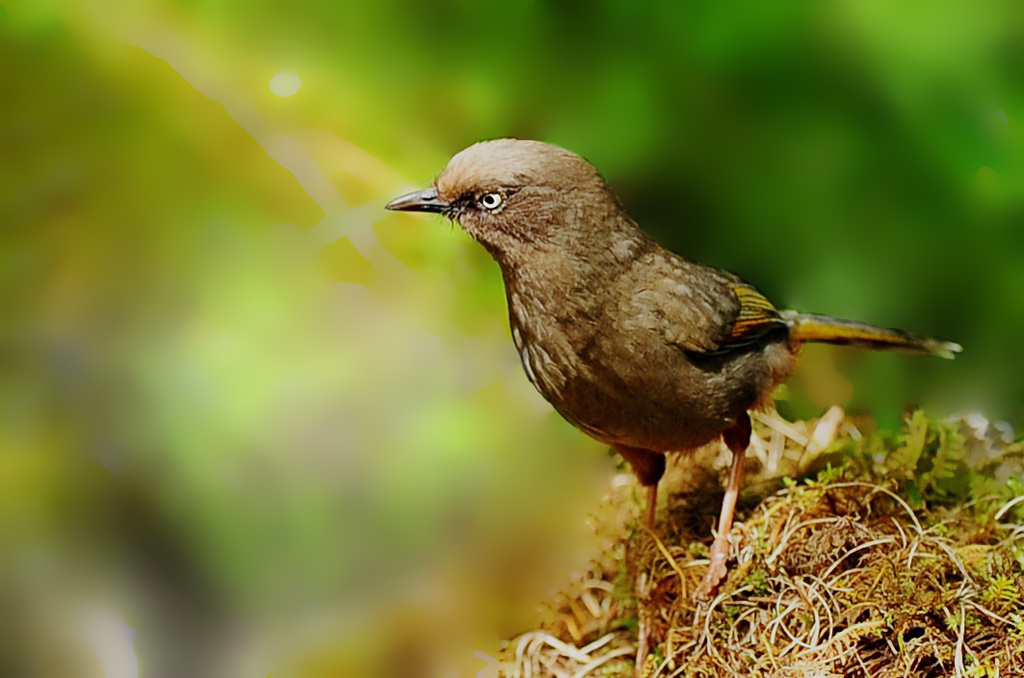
[727,282,786,344]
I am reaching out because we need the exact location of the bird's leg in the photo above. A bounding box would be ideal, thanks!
[695,412,752,600]
[612,445,666,528]
[612,445,664,676]
[645,485,658,529]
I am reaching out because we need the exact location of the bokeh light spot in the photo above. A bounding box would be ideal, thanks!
[269,72,301,97]
[977,165,997,181]
[80,609,139,678]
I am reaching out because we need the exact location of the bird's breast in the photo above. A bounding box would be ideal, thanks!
[507,289,582,402]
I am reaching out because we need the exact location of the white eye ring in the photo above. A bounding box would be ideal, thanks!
[478,192,504,211]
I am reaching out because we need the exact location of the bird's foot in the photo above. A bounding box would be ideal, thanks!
[694,415,750,601]
[693,531,731,601]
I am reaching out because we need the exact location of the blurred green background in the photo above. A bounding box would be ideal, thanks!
[2,1,1023,676]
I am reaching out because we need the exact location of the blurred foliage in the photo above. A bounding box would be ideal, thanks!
[828,409,1024,512]
[2,0,1023,676]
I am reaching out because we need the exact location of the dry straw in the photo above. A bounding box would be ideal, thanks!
[497,409,1024,677]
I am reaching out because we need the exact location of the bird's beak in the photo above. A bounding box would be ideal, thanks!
[385,186,449,214]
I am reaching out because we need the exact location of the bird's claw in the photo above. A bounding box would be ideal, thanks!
[693,537,730,601]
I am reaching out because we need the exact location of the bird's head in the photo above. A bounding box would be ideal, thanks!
[386,139,630,263]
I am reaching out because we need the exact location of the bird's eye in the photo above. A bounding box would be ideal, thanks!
[478,192,504,211]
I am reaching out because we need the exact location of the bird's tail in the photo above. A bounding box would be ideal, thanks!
[781,311,962,359]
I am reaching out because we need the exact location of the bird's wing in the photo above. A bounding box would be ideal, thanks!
[622,256,787,355]
[721,279,789,350]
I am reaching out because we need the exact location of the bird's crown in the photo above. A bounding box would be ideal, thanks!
[435,138,602,204]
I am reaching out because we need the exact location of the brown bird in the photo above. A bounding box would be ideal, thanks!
[386,139,960,598]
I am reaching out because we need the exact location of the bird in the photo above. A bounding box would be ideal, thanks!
[385,138,961,598]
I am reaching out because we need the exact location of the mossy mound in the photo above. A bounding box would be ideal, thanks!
[500,410,1024,678]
